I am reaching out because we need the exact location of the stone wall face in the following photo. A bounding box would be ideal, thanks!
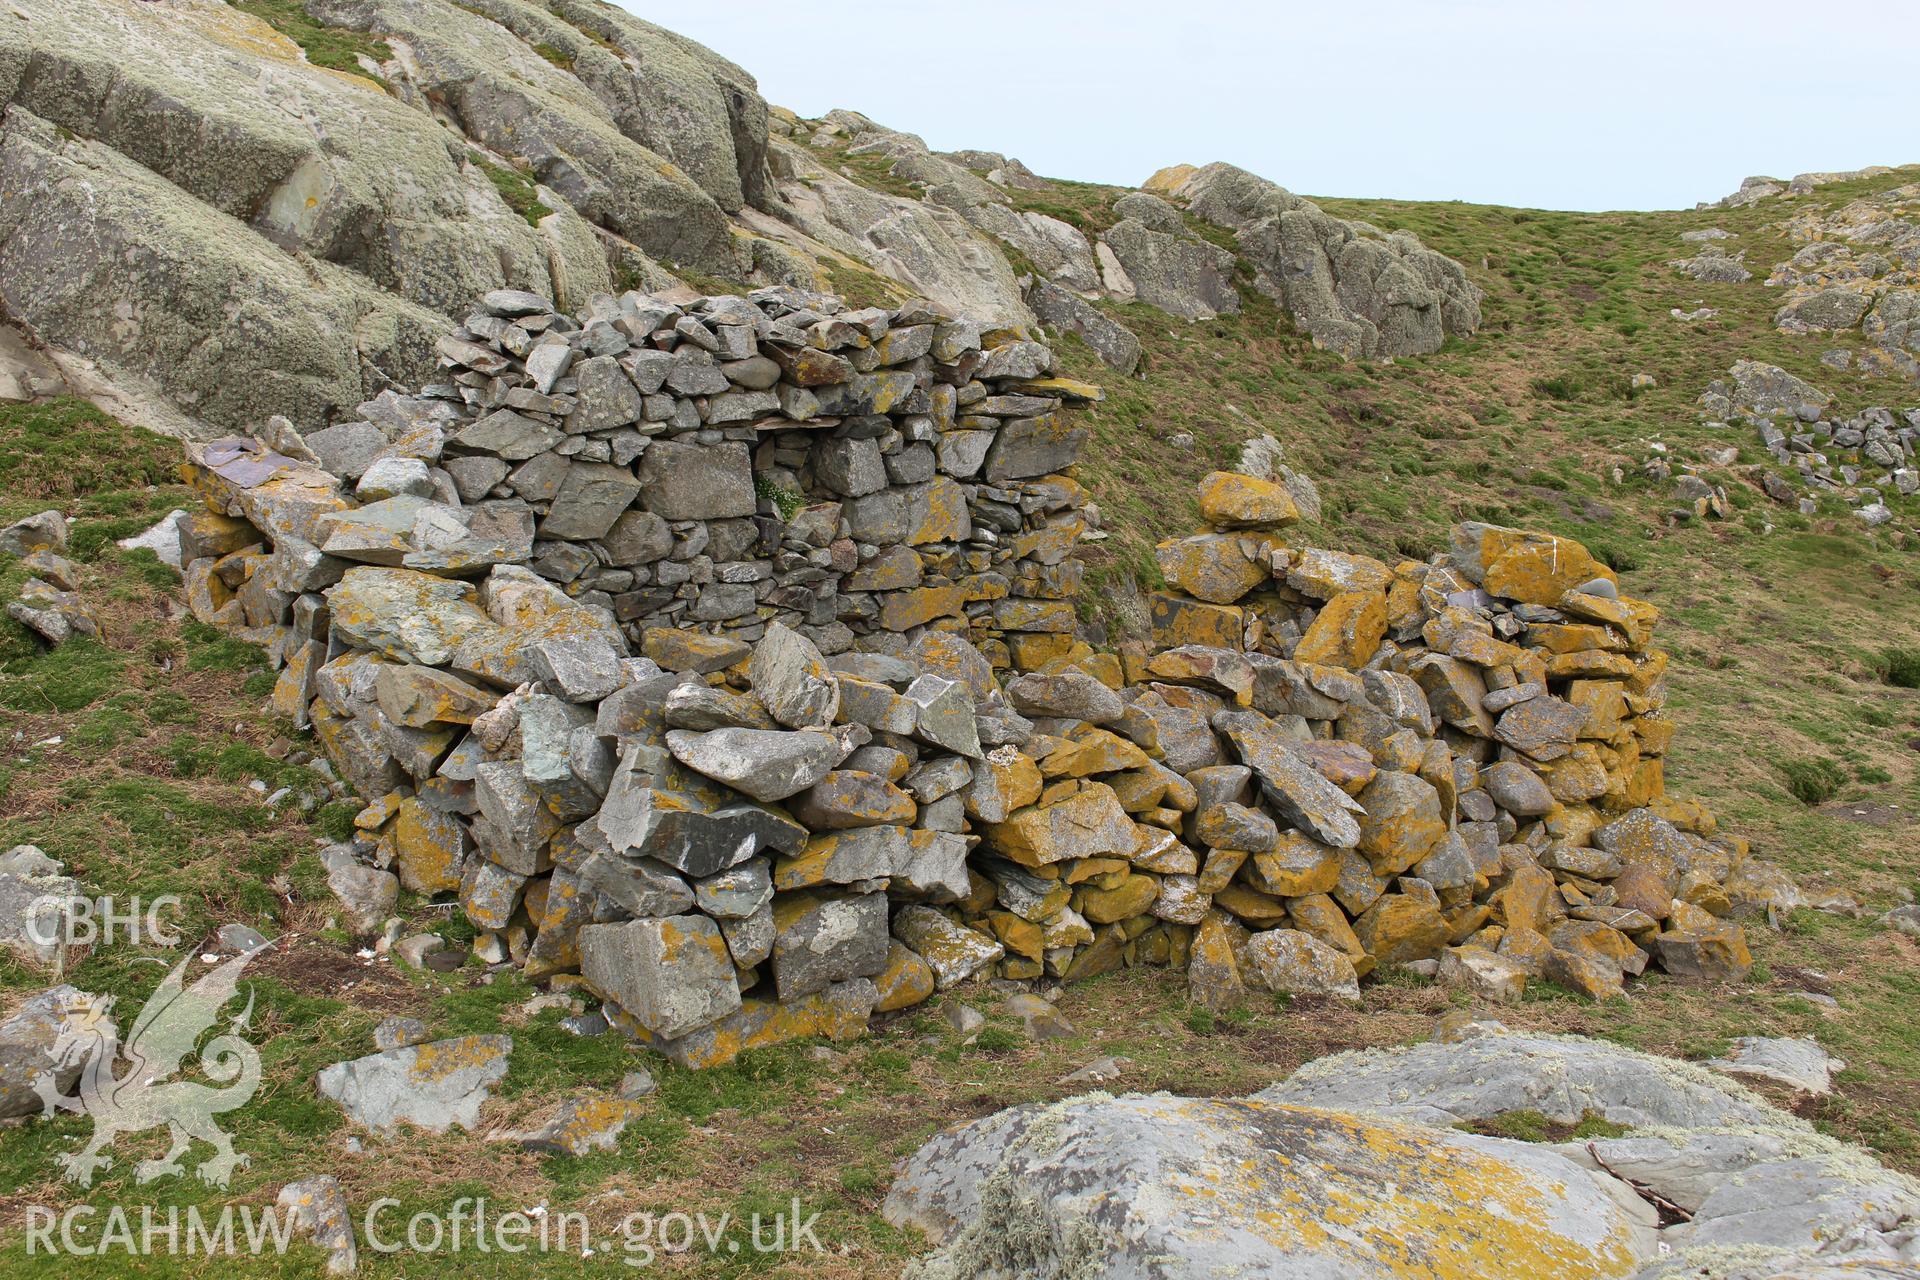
[267,286,1099,664]
[171,286,1794,1070]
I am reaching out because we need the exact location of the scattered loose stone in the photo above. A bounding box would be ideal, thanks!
[1706,1037,1843,1095]
[316,1035,513,1135]
[509,1096,647,1156]
[276,1176,357,1276]
[0,985,113,1119]
[372,1016,429,1052]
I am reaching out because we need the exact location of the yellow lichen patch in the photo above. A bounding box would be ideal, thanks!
[1212,884,1289,927]
[354,791,404,832]
[1566,680,1632,738]
[393,797,467,895]
[1559,590,1658,648]
[1038,727,1150,779]
[1353,894,1448,965]
[873,941,936,1012]
[179,0,310,65]
[1473,528,1616,607]
[536,1096,646,1155]
[1149,592,1244,651]
[269,639,321,720]
[1143,163,1201,194]
[1076,872,1160,925]
[1288,894,1370,972]
[1160,1100,1649,1279]
[878,584,967,630]
[1009,631,1075,670]
[1247,833,1343,897]
[1526,622,1626,655]
[641,627,749,673]
[1006,376,1104,402]
[407,1035,510,1085]
[1293,589,1388,669]
[1546,651,1637,681]
[905,479,972,545]
[985,910,1045,961]
[1197,471,1301,529]
[985,784,1136,867]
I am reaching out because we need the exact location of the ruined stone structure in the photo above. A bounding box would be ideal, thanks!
[168,286,1791,1068]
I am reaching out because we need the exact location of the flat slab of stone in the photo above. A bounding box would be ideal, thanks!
[316,1035,512,1135]
[1705,1036,1843,1095]
[890,1031,1920,1279]
[1256,1032,1783,1131]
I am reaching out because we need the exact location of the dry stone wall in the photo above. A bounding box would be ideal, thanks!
[187,285,1099,664]
[168,285,1795,1070]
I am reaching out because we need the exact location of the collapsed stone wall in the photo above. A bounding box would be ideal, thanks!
[1699,359,1920,522]
[172,286,1793,1070]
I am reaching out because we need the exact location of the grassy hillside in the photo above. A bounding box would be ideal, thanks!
[3,165,1920,1275]
[1018,168,1920,911]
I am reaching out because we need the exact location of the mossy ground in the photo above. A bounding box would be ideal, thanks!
[228,0,392,79]
[3,169,1920,1273]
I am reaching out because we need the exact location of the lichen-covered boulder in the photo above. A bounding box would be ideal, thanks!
[316,1035,512,1135]
[1257,1032,1781,1130]
[1153,162,1483,358]
[885,1092,1656,1279]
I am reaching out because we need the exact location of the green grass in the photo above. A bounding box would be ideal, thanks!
[0,397,180,516]
[1882,647,1920,689]
[1466,1109,1632,1143]
[228,0,392,79]
[1781,756,1849,806]
[471,154,553,227]
[754,475,805,522]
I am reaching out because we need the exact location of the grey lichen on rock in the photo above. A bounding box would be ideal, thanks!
[1147,161,1484,357]
[0,108,447,432]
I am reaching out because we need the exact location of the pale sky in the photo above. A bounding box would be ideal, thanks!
[625,0,1918,212]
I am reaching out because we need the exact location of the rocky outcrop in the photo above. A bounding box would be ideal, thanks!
[0,0,805,435]
[0,0,747,433]
[308,0,735,269]
[0,985,114,1120]
[0,107,450,432]
[887,1088,1657,1279]
[1024,279,1142,375]
[1765,184,1920,363]
[1099,199,1241,322]
[1706,166,1899,208]
[0,3,1488,437]
[1144,162,1483,357]
[888,1031,1920,1279]
[1705,360,1835,423]
[455,0,774,213]
[0,0,570,312]
[1669,247,1753,283]
[755,138,1033,324]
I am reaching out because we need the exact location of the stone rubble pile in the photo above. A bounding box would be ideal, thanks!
[0,511,99,647]
[1135,476,1788,1008]
[1698,359,1919,523]
[163,285,1792,1069]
